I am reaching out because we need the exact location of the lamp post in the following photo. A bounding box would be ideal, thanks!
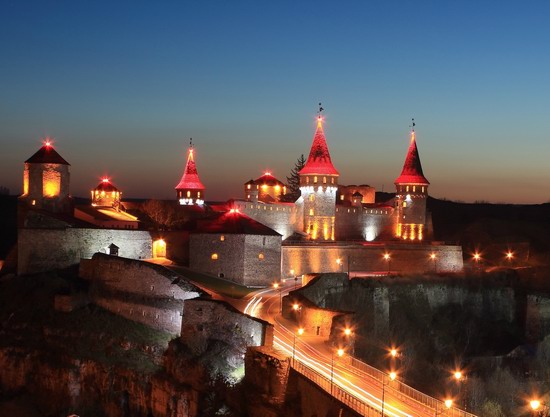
[473,252,481,272]
[381,371,397,417]
[435,399,453,416]
[292,327,304,363]
[383,253,391,275]
[506,251,514,265]
[292,303,301,324]
[343,327,354,356]
[336,257,343,272]
[273,282,282,313]
[330,348,345,396]
[430,252,437,273]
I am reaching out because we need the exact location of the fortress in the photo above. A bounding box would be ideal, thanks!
[16,111,464,281]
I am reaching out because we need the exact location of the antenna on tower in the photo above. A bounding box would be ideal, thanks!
[189,138,193,149]
[318,102,324,116]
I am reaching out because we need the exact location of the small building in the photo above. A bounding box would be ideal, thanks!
[189,209,282,287]
[74,178,139,229]
[244,172,287,203]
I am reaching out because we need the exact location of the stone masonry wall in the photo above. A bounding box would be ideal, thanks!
[18,227,153,275]
[234,200,298,240]
[181,298,274,352]
[282,242,463,276]
[80,254,205,334]
[243,234,281,286]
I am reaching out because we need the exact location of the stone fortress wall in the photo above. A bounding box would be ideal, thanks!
[335,206,394,241]
[181,298,273,353]
[80,253,205,334]
[282,242,464,277]
[287,272,550,346]
[233,200,299,239]
[18,227,153,275]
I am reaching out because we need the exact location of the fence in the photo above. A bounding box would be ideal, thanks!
[290,356,478,417]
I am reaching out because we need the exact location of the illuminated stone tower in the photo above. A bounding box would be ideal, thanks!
[394,126,430,241]
[20,139,71,213]
[175,140,205,205]
[91,178,121,210]
[299,115,339,240]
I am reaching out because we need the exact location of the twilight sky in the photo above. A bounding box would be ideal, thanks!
[1,1,549,203]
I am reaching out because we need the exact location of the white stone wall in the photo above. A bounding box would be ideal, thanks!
[234,200,298,239]
[18,228,153,275]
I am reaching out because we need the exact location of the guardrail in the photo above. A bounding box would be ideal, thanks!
[349,356,477,417]
[292,359,383,417]
[290,356,478,417]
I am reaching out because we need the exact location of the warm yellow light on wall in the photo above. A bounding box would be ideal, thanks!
[211,253,218,260]
[43,171,61,197]
[23,170,29,195]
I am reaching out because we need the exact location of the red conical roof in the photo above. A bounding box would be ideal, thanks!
[175,146,205,190]
[25,140,70,165]
[394,131,430,185]
[299,117,339,176]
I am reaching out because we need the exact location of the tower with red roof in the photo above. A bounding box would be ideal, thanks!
[91,178,122,210]
[19,139,71,213]
[175,140,205,206]
[299,115,339,240]
[394,127,430,241]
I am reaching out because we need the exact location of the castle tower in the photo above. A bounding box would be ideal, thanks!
[91,178,121,210]
[299,115,339,240]
[394,127,430,241]
[175,140,205,205]
[20,139,71,213]
[244,172,287,203]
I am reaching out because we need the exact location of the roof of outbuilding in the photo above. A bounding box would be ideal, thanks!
[194,210,281,236]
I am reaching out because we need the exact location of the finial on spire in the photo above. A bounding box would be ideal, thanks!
[318,102,324,115]
[189,138,193,149]
[410,118,416,132]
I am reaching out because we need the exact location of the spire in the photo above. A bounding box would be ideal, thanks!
[299,107,339,176]
[394,124,429,185]
[175,139,205,190]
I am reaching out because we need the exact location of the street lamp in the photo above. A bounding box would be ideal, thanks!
[290,269,298,289]
[435,399,453,416]
[472,252,481,272]
[330,348,345,396]
[381,371,397,417]
[336,257,343,272]
[273,282,282,313]
[430,252,437,273]
[343,327,354,355]
[383,253,391,275]
[506,251,514,263]
[529,399,549,416]
[453,369,466,409]
[292,303,302,324]
[292,327,304,362]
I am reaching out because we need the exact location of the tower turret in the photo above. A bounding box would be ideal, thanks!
[175,140,205,205]
[394,125,430,241]
[20,138,71,213]
[91,178,121,210]
[299,112,339,240]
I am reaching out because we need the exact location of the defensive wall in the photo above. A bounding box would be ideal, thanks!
[18,226,152,275]
[80,253,206,334]
[335,205,394,241]
[181,298,273,354]
[233,200,299,239]
[290,271,550,345]
[282,241,464,277]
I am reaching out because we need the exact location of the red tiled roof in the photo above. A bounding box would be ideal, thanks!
[394,131,429,185]
[175,147,205,190]
[194,211,281,236]
[25,143,70,165]
[299,118,339,176]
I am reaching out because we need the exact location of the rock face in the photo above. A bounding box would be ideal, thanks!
[0,347,197,417]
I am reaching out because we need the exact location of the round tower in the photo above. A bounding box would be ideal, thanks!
[20,139,71,213]
[91,178,121,209]
[394,127,430,241]
[175,140,205,205]
[299,115,339,240]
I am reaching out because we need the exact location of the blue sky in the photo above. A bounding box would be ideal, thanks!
[1,0,549,203]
